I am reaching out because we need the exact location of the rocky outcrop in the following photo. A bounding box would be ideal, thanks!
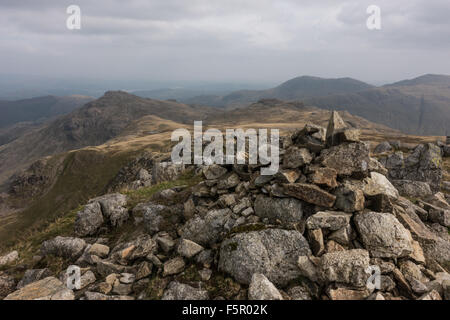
[4,277,74,300]
[381,143,442,191]
[219,229,311,286]
[2,111,449,301]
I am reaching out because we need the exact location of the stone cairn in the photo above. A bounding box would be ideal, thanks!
[1,111,449,301]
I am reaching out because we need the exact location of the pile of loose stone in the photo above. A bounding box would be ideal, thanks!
[1,111,449,300]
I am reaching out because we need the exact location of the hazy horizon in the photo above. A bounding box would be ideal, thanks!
[1,0,449,89]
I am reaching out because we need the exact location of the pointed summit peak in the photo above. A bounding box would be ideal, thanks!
[326,111,347,140]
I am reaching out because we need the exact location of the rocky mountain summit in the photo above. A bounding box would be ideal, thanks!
[0,111,449,300]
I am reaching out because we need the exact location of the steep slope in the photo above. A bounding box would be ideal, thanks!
[186,76,374,109]
[0,95,94,128]
[305,75,450,135]
[187,74,450,135]
[0,91,216,188]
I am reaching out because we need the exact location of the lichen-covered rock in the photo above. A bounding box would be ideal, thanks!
[306,211,352,231]
[74,202,104,237]
[203,164,228,180]
[162,281,209,300]
[283,147,312,169]
[363,172,399,199]
[391,180,433,198]
[317,142,370,177]
[326,285,371,300]
[152,161,184,184]
[354,212,413,258]
[254,195,304,226]
[177,239,204,258]
[308,167,338,188]
[180,208,234,246]
[290,124,326,152]
[110,234,157,264]
[283,183,336,207]
[373,141,393,154]
[0,250,19,266]
[89,193,129,228]
[248,273,283,300]
[41,236,86,260]
[16,268,52,289]
[382,143,442,192]
[4,277,74,300]
[0,274,16,298]
[334,180,365,212]
[319,249,370,287]
[142,202,182,235]
[219,229,311,285]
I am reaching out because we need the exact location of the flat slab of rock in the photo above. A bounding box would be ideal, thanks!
[282,183,336,208]
[306,211,352,231]
[162,281,209,300]
[4,277,74,300]
[219,228,311,286]
[248,273,283,300]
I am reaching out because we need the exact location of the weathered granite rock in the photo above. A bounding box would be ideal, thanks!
[283,147,312,169]
[177,239,204,258]
[142,203,181,235]
[41,237,86,260]
[354,212,413,258]
[248,273,283,300]
[327,285,371,300]
[16,268,52,289]
[308,167,338,188]
[0,250,19,266]
[306,211,352,231]
[203,164,228,180]
[4,277,74,300]
[319,249,370,287]
[162,281,209,300]
[392,180,433,198]
[382,143,442,192]
[0,274,16,298]
[89,193,129,227]
[317,142,370,177]
[152,161,184,184]
[74,202,104,237]
[283,183,336,207]
[180,208,234,246]
[363,172,399,199]
[373,141,392,154]
[254,195,304,226]
[334,180,365,212]
[163,257,185,276]
[290,124,326,152]
[219,229,311,285]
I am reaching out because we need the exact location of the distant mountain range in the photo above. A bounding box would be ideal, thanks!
[153,74,449,136]
[0,95,93,129]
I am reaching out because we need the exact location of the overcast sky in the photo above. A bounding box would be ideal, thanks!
[1,0,449,86]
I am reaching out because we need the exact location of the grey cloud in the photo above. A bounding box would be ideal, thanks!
[0,0,448,85]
